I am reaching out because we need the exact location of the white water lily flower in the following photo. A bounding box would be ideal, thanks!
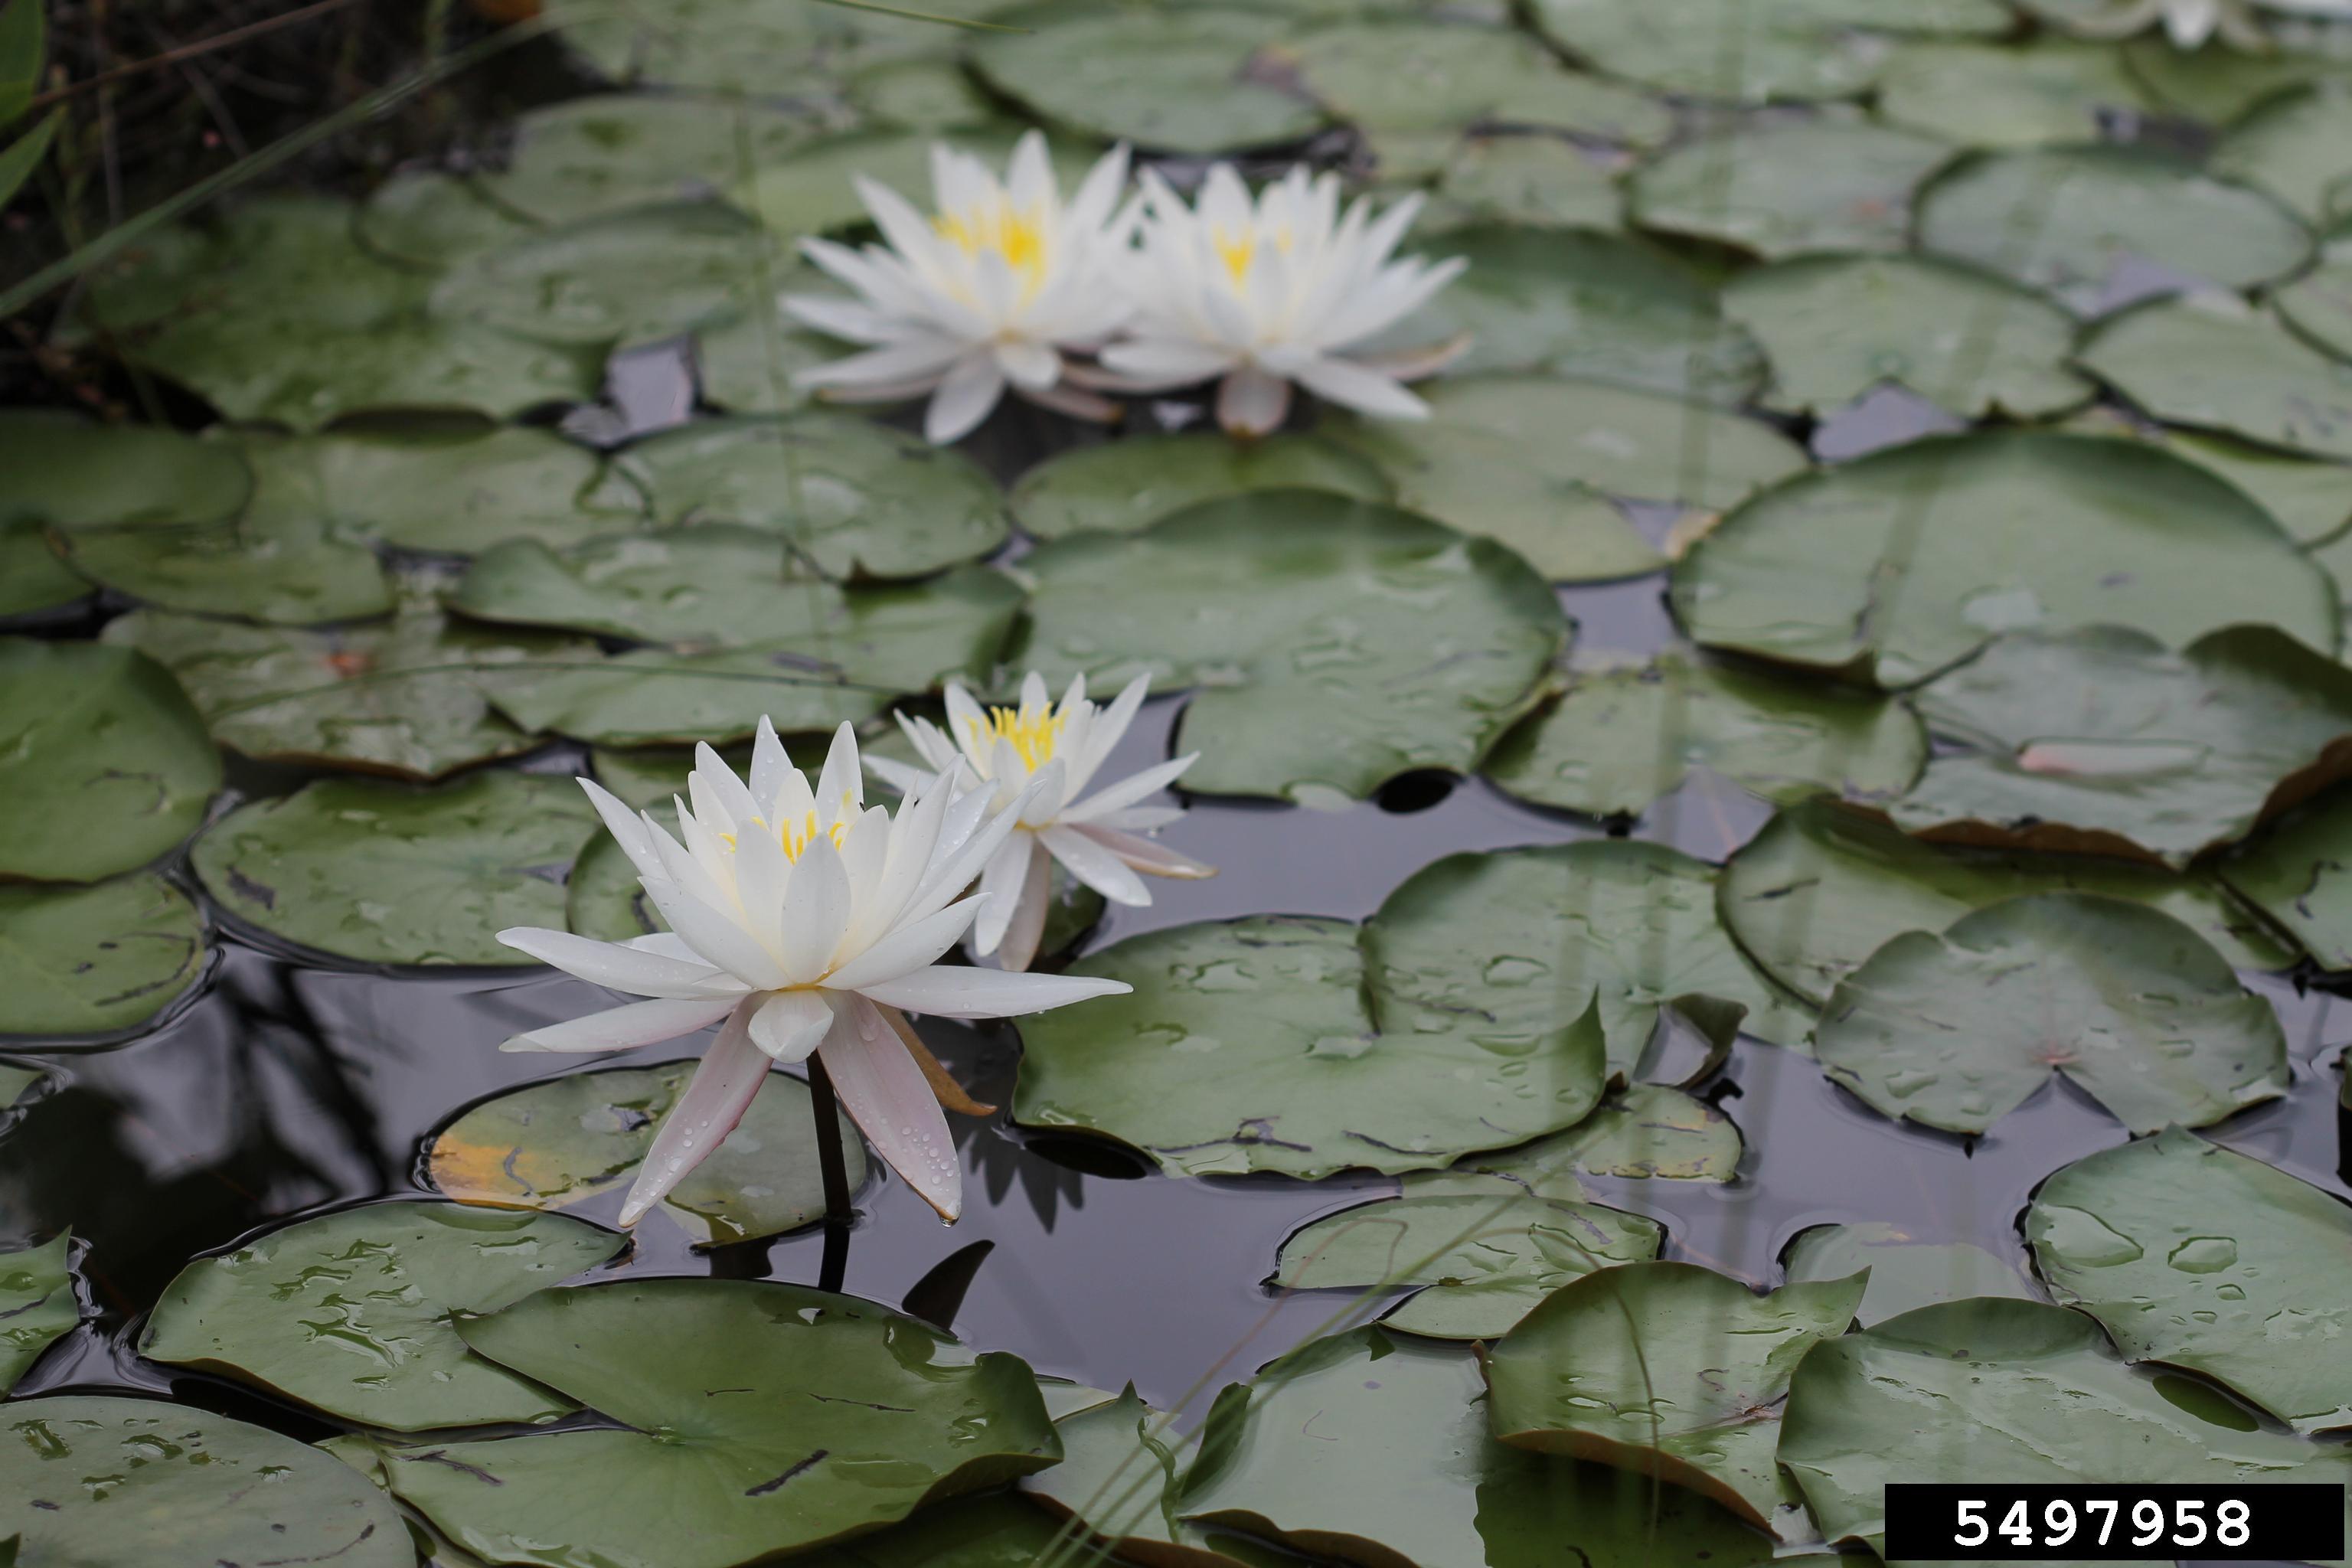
[2069,0,2352,47]
[1099,163,1468,437]
[786,131,1136,444]
[867,673,1214,973]
[494,720,1129,1223]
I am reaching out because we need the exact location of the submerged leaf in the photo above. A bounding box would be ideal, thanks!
[1781,1222,2035,1326]
[0,1232,76,1393]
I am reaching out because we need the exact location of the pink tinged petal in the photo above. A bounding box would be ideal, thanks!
[1062,753,1197,822]
[1290,354,1430,420]
[1018,381,1122,423]
[995,863,1054,975]
[969,835,1038,957]
[1217,367,1294,436]
[926,353,1008,443]
[748,988,834,1063]
[858,964,1132,1020]
[496,926,747,999]
[1069,821,1217,878]
[1040,824,1152,906]
[750,716,791,818]
[617,999,768,1224]
[779,835,854,983]
[814,722,864,828]
[818,995,962,1221]
[823,896,987,991]
[503,994,740,1054]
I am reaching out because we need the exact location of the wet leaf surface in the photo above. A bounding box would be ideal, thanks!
[480,93,838,227]
[2079,292,2352,462]
[1781,1222,2036,1326]
[0,638,219,881]
[1779,1298,2352,1560]
[732,126,1092,241]
[544,0,978,96]
[142,1201,624,1430]
[0,1231,76,1393]
[1628,116,1952,261]
[2279,245,2352,365]
[2029,1126,2352,1435]
[1014,492,1563,801]
[1671,431,2336,685]
[1814,892,2288,1135]
[1521,0,2007,103]
[381,1279,1061,1568]
[1289,19,1672,142]
[1485,653,1926,818]
[1721,799,2293,1004]
[1877,38,2158,147]
[2118,30,2350,123]
[1423,135,1625,232]
[0,409,253,532]
[192,772,601,965]
[1010,432,1390,541]
[2210,82,2352,224]
[1487,1261,1867,1530]
[2060,408,2352,544]
[2220,782,2352,971]
[0,877,208,1038]
[0,1395,412,1566]
[426,1063,867,1245]
[1020,1387,1274,1565]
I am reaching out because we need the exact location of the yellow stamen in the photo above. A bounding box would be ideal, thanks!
[934,201,1049,296]
[965,705,1066,772]
[1215,233,1255,283]
[720,812,850,861]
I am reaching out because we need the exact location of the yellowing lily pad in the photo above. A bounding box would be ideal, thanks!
[0,877,208,1039]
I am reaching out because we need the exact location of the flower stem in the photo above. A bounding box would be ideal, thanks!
[806,1056,856,1230]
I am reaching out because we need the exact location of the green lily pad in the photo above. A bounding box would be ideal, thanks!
[1524,0,2008,103]
[1815,892,2288,1135]
[969,8,1325,155]
[426,1064,867,1246]
[0,1396,410,1567]
[1010,433,1390,541]
[2030,1128,2352,1433]
[0,518,90,616]
[482,93,838,227]
[1288,19,1673,142]
[0,638,219,881]
[844,57,1001,134]
[430,202,782,351]
[2281,247,2352,364]
[1486,653,1926,818]
[81,196,601,429]
[1778,1298,2352,1561]
[1323,374,1809,583]
[0,877,208,1039]
[1877,38,2158,147]
[2211,82,2352,223]
[2081,292,2352,461]
[1424,134,1626,232]
[1723,253,2096,418]
[51,510,394,626]
[0,408,253,531]
[1893,625,2352,865]
[619,415,1008,580]
[1181,1327,1777,1568]
[1720,799,2294,1004]
[2220,782,2352,970]
[565,830,658,943]
[1272,1181,1663,1341]
[1013,493,1563,801]
[1487,1261,1867,1530]
[694,296,844,414]
[0,1059,44,1112]
[730,126,1093,242]
[1781,1223,2036,1325]
[1021,1389,1292,1566]
[2060,407,2352,544]
[1671,431,2337,686]
[1467,1083,1744,1182]
[143,1201,624,1431]
[105,603,595,779]
[480,565,1019,746]
[380,1280,1061,1568]
[1915,147,2312,315]
[1387,225,1767,404]
[1628,116,1952,261]
[192,772,600,965]
[548,0,1011,93]
[354,170,538,270]
[2118,30,2351,124]
[0,1232,75,1393]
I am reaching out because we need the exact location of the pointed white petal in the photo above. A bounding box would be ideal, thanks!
[1062,753,1197,823]
[502,994,740,1054]
[1069,822,1217,879]
[995,861,1054,975]
[823,897,987,991]
[497,926,747,999]
[778,835,854,983]
[858,964,1132,1020]
[926,353,1007,443]
[968,835,1037,957]
[1040,824,1152,906]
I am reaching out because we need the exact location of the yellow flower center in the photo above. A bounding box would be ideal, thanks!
[1213,224,1293,284]
[965,705,1066,771]
[935,201,1050,295]
[721,812,850,861]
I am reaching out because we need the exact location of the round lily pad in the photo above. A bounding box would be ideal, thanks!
[1013,492,1563,801]
[0,1396,410,1567]
[1524,0,2007,103]
[1915,147,2312,316]
[1877,38,2158,147]
[1487,1261,1867,1530]
[1778,1298,2352,1561]
[2029,1127,2352,1434]
[1723,253,2095,419]
[0,518,90,616]
[0,408,252,531]
[1670,430,2337,686]
[1782,1222,2035,1325]
[730,126,1092,242]
[693,295,842,414]
[1466,1083,1744,1183]
[2060,407,2352,544]
[2211,82,2352,223]
[1814,892,2288,1135]
[106,603,594,780]
[354,169,538,270]
[482,93,838,227]
[1019,1390,1286,1565]
[379,1279,1061,1568]
[1425,134,1626,232]
[619,415,1008,580]
[844,57,1000,134]
[1720,799,2294,1004]
[1287,18,1673,142]
[2280,246,2352,364]
[1486,653,1926,818]
[2082,292,2352,462]
[192,772,601,965]
[548,0,1011,94]
[0,1231,77,1393]
[969,7,1325,154]
[1009,433,1390,541]
[51,510,394,626]
[2221,782,2352,971]
[0,638,218,882]
[1323,374,1809,583]
[1386,224,1767,404]
[1893,625,2352,865]
[143,1200,625,1431]
[2118,30,2350,125]
[426,1064,868,1246]
[0,877,208,1039]
[1182,1328,1776,1568]
[1628,116,1952,261]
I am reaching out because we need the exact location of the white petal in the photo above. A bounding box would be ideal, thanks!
[1069,822,1217,879]
[816,995,960,1220]
[968,835,1037,957]
[792,334,967,391]
[1291,354,1429,420]
[497,926,747,999]
[748,988,835,1063]
[823,897,986,991]
[502,994,740,1054]
[858,964,1133,1020]
[1040,823,1153,906]
[617,1000,768,1224]
[1217,366,1293,436]
[814,722,864,828]
[646,884,792,990]
[926,353,1007,443]
[995,864,1053,975]
[779,835,854,983]
[750,716,791,818]
[1062,753,1197,824]
[579,778,665,886]
[865,753,929,795]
